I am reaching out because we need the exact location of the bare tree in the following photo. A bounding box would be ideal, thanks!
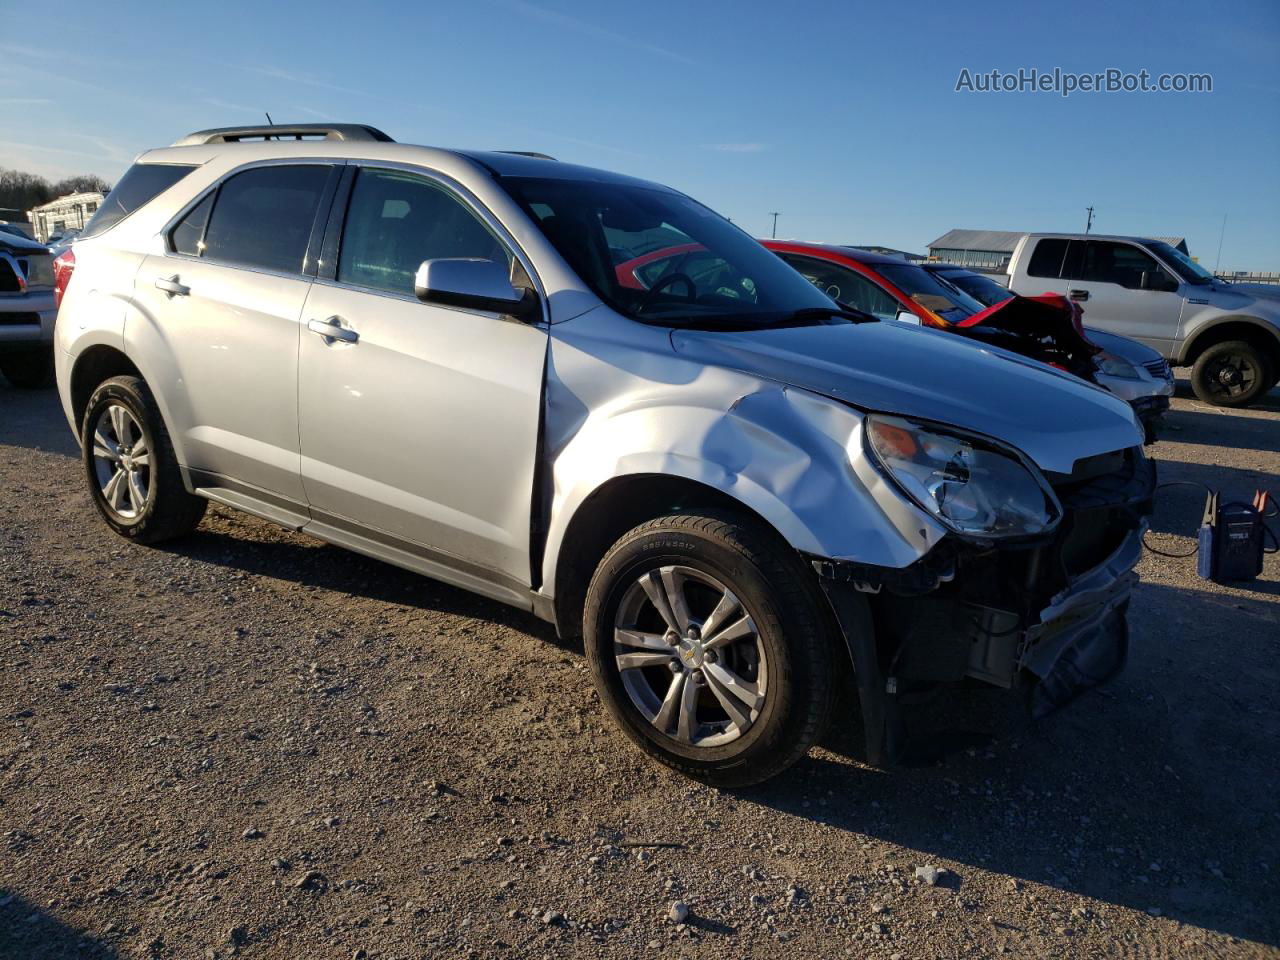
[0,168,52,217]
[50,174,112,197]
[0,168,114,220]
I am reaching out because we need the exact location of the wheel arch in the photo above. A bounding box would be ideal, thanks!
[69,345,143,438]
[550,473,788,642]
[1178,316,1280,370]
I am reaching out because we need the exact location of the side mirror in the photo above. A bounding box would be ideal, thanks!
[894,309,922,325]
[414,258,537,319]
[1140,270,1177,292]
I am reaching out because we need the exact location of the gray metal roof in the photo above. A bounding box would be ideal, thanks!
[926,229,1026,253]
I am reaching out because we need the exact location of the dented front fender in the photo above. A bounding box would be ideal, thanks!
[539,308,946,595]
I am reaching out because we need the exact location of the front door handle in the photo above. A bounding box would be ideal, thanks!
[1067,288,1090,302]
[307,316,359,344]
[155,275,190,297]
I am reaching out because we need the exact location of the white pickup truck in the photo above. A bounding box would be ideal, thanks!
[1007,233,1280,407]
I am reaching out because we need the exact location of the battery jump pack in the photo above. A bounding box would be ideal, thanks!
[1197,490,1277,584]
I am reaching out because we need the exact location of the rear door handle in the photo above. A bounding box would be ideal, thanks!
[307,316,359,344]
[154,275,190,297]
[1067,288,1090,302]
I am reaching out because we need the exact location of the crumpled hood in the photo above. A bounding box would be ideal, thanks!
[671,320,1143,474]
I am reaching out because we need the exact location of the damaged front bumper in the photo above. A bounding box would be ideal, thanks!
[814,447,1154,765]
[1020,524,1141,717]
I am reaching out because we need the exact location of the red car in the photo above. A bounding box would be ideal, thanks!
[762,240,1100,381]
[613,239,1101,381]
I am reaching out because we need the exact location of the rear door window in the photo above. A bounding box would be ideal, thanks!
[201,165,331,275]
[1026,238,1070,279]
[80,163,197,239]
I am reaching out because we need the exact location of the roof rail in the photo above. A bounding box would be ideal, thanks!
[496,151,557,161]
[171,123,395,147]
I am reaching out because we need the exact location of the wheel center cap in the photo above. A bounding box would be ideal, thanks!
[676,637,705,669]
[1219,367,1240,385]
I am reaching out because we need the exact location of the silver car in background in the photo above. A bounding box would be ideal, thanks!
[54,124,1154,785]
[0,229,57,387]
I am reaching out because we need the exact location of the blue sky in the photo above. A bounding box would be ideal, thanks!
[2,0,1278,269]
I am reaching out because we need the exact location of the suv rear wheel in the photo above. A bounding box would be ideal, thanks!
[583,512,835,787]
[1190,340,1274,407]
[81,375,206,543]
[0,347,54,389]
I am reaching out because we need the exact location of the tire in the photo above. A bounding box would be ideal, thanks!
[1190,340,1273,407]
[0,347,54,389]
[81,375,206,544]
[583,512,837,787]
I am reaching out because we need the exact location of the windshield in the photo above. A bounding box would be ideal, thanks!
[875,262,987,323]
[498,176,838,328]
[1145,240,1212,285]
[935,269,1013,308]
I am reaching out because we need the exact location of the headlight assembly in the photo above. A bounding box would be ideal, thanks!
[863,415,1061,539]
[1095,352,1141,379]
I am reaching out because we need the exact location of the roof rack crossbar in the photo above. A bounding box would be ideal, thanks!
[171,124,395,147]
[496,151,557,161]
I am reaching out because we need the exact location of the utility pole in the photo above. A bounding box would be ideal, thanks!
[769,212,780,238]
[1085,206,1094,234]
[1214,213,1227,274]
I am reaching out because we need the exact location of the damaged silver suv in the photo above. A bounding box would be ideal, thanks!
[55,124,1154,785]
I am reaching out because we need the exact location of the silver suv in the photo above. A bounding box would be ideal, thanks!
[56,124,1155,785]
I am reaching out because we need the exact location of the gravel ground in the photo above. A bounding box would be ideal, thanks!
[2,378,1278,960]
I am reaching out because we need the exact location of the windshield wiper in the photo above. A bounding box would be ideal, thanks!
[779,306,880,326]
[631,304,880,332]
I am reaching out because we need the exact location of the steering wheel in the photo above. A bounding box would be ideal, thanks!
[638,272,697,313]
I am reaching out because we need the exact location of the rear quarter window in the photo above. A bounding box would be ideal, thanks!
[80,163,197,239]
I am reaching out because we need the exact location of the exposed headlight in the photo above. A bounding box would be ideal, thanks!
[24,254,55,289]
[863,415,1061,538]
[1095,352,1141,379]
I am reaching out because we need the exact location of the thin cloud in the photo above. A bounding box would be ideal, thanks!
[0,42,45,59]
[232,64,375,99]
[66,133,131,161]
[497,0,696,66]
[0,97,52,105]
[0,139,115,161]
[707,142,768,153]
[203,96,268,115]
[540,131,643,157]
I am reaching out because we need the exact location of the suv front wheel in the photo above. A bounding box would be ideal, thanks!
[584,512,837,787]
[81,375,207,543]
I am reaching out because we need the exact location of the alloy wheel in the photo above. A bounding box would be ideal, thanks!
[613,565,768,748]
[91,403,151,520]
